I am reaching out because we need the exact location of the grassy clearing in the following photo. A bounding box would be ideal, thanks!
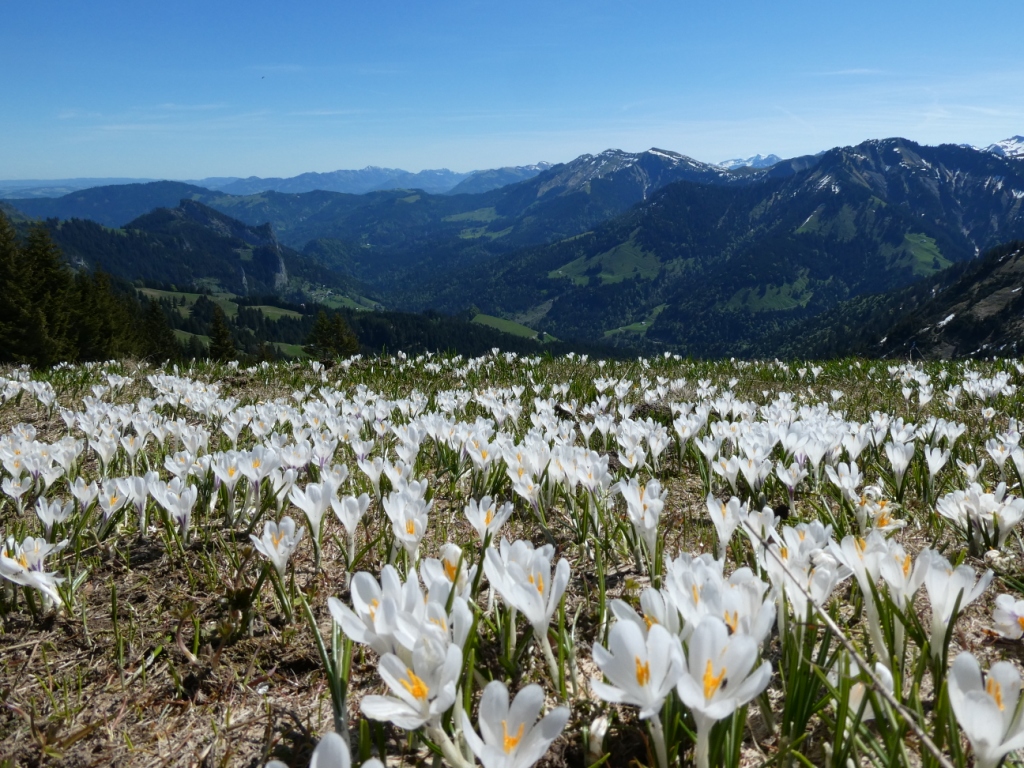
[443,207,498,223]
[603,303,668,337]
[724,273,814,312]
[254,305,303,320]
[549,234,660,285]
[140,288,239,318]
[472,313,543,339]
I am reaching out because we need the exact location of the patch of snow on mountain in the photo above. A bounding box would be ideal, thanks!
[936,313,956,329]
[716,154,781,170]
[985,136,1024,160]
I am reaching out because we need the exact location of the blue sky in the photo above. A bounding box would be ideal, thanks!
[3,0,1022,179]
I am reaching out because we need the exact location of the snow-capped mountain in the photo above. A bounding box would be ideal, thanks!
[984,136,1024,160]
[716,154,782,170]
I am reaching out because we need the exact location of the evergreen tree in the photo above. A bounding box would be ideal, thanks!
[207,305,236,361]
[139,299,182,362]
[21,225,75,366]
[303,310,360,362]
[0,215,32,363]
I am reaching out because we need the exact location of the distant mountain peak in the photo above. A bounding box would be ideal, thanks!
[716,153,782,170]
[985,136,1024,160]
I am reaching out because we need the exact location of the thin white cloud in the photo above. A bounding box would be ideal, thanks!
[154,103,229,112]
[289,109,367,117]
[813,68,886,76]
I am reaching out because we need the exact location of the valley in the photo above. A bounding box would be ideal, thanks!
[5,135,1024,359]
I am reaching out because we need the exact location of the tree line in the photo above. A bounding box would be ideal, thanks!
[0,214,180,366]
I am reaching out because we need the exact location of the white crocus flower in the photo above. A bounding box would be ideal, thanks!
[0,536,67,604]
[485,540,570,686]
[331,492,371,567]
[591,621,684,719]
[360,634,461,730]
[357,456,385,500]
[711,455,740,495]
[329,565,420,657]
[921,549,993,658]
[289,481,334,565]
[828,655,893,725]
[151,477,198,543]
[464,496,513,544]
[948,652,1024,768]
[460,681,570,768]
[421,543,476,599]
[35,497,74,540]
[250,517,304,577]
[384,490,430,561]
[616,478,665,559]
[883,441,915,493]
[675,617,772,768]
[924,446,950,480]
[591,621,684,768]
[266,730,383,768]
[992,594,1024,640]
[705,493,745,560]
[830,532,889,666]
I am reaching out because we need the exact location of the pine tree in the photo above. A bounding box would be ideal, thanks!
[207,305,236,361]
[140,299,182,362]
[21,225,75,366]
[304,310,360,362]
[0,215,31,363]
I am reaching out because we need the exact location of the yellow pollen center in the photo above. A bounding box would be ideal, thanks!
[987,678,1005,711]
[272,531,284,547]
[406,520,415,535]
[901,555,912,577]
[780,546,789,560]
[724,611,739,633]
[17,553,29,569]
[635,656,651,686]
[443,559,458,582]
[228,467,237,477]
[369,598,379,621]
[703,659,727,700]
[644,615,657,630]
[692,584,700,604]
[502,721,525,753]
[400,669,429,701]
[528,572,544,593]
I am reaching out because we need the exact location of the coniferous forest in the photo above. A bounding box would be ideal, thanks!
[0,212,611,366]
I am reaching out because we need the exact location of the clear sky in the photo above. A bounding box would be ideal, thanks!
[3,0,1022,179]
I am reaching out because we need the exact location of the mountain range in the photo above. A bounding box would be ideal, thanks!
[5,135,1024,358]
[0,163,554,200]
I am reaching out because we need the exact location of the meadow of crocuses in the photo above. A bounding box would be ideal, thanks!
[3,351,1024,767]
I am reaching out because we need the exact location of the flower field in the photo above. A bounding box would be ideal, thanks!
[3,351,1024,768]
